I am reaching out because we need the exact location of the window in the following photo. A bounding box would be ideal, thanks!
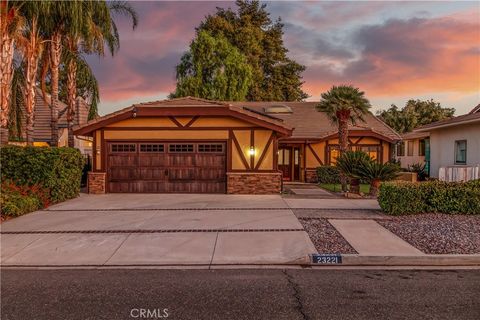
[140,144,164,153]
[169,144,194,153]
[357,146,380,161]
[407,141,414,156]
[328,146,340,165]
[396,142,405,156]
[455,140,467,164]
[198,144,223,153]
[418,139,426,156]
[111,144,136,153]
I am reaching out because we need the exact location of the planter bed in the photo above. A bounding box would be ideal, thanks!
[299,218,357,254]
[377,214,480,254]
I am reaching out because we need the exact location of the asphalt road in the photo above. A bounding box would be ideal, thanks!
[1,269,479,320]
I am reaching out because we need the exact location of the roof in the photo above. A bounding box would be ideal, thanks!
[73,97,293,137]
[228,101,401,142]
[401,131,430,140]
[415,106,480,132]
[17,89,89,142]
[469,103,480,114]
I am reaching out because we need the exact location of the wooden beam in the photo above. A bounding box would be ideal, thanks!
[307,143,324,166]
[184,116,200,127]
[231,132,251,170]
[168,116,183,128]
[254,132,274,170]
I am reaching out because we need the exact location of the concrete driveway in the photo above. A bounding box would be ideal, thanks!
[1,194,316,266]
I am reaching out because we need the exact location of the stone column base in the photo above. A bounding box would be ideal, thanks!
[88,172,106,194]
[305,169,318,183]
[226,172,282,194]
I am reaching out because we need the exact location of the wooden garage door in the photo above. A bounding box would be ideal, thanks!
[107,142,226,193]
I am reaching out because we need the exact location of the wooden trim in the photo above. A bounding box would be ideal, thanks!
[307,143,324,166]
[228,169,279,173]
[301,143,306,182]
[231,132,251,170]
[92,131,97,171]
[227,130,233,172]
[354,137,364,144]
[273,133,279,171]
[254,132,274,170]
[250,129,255,170]
[168,116,183,128]
[74,106,292,136]
[101,130,107,192]
[185,116,199,128]
[100,126,264,131]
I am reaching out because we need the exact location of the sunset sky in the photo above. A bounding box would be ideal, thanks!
[86,1,480,116]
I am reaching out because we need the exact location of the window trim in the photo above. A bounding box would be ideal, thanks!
[454,140,467,165]
[418,139,426,157]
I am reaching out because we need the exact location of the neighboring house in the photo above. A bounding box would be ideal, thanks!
[415,104,480,180]
[73,97,400,194]
[396,131,429,168]
[12,88,92,155]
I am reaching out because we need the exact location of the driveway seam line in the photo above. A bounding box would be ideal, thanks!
[1,229,306,234]
[209,232,220,269]
[103,233,131,266]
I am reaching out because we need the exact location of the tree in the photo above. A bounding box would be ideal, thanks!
[0,0,24,143]
[15,1,49,145]
[171,30,253,101]
[316,85,371,191]
[174,0,307,101]
[63,0,137,147]
[377,99,455,133]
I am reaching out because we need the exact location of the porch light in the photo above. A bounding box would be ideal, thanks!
[249,146,255,156]
[132,107,137,118]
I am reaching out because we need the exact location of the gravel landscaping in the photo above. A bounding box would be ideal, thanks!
[377,214,480,254]
[299,218,357,254]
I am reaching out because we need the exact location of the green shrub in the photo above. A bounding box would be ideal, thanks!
[1,146,84,203]
[378,180,480,215]
[0,180,49,217]
[316,166,341,184]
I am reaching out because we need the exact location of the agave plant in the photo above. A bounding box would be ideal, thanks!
[358,161,400,196]
[335,151,371,193]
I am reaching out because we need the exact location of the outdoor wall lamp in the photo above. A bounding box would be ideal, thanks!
[249,146,255,156]
[132,107,137,118]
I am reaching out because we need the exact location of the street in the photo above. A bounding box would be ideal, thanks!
[1,269,479,320]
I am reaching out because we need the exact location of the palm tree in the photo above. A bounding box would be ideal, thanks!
[15,1,49,145]
[0,0,24,143]
[357,161,399,196]
[317,85,371,191]
[64,0,138,147]
[39,1,83,146]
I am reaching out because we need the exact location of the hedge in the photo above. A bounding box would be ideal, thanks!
[0,180,49,217]
[1,146,84,203]
[378,180,480,215]
[316,166,341,184]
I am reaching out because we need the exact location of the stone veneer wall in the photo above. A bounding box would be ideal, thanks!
[305,169,318,183]
[88,172,106,194]
[227,172,282,194]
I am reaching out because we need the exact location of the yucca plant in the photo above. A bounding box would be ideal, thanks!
[335,151,371,193]
[358,161,400,196]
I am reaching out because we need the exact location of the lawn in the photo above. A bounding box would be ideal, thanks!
[319,183,370,194]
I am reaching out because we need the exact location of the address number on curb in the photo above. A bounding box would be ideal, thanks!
[311,254,342,264]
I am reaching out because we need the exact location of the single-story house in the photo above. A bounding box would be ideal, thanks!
[396,131,429,169]
[73,97,400,194]
[415,104,480,180]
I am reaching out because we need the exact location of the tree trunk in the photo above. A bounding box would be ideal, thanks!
[24,19,41,146]
[337,116,350,192]
[66,59,77,148]
[50,32,61,147]
[350,178,360,194]
[0,33,14,141]
[370,179,381,197]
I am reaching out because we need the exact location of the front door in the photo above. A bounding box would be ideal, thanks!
[278,146,301,181]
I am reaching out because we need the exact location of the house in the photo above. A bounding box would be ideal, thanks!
[414,104,480,181]
[10,88,92,155]
[396,131,429,169]
[73,97,400,194]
